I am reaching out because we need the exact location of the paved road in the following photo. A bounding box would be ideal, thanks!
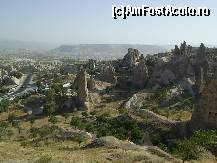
[9,73,33,96]
[0,73,35,101]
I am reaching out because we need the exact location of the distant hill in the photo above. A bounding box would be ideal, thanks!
[0,40,57,51]
[53,44,173,59]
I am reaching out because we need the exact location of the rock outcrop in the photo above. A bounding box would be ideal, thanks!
[99,64,117,84]
[75,67,89,110]
[191,80,217,129]
[149,67,176,89]
[87,75,96,91]
[149,42,194,89]
[122,48,141,67]
[194,43,209,96]
[131,57,149,89]
[85,136,180,163]
[55,125,92,141]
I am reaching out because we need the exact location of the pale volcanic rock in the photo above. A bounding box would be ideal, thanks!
[76,68,89,110]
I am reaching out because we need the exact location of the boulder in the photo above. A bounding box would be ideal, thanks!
[124,94,138,109]
[52,125,93,142]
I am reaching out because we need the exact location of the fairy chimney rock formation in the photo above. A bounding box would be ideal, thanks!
[194,43,209,96]
[99,64,117,84]
[122,48,141,67]
[191,80,217,129]
[87,75,96,91]
[76,68,89,110]
[132,57,149,89]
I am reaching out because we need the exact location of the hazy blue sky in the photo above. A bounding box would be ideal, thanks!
[0,0,216,45]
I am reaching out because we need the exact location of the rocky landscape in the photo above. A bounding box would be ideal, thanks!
[0,42,217,162]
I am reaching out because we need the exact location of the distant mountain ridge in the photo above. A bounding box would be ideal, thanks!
[0,40,57,51]
[53,44,173,59]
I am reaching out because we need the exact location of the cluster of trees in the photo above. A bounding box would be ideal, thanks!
[42,82,69,116]
[27,125,56,147]
[70,113,144,143]
[0,113,22,140]
[150,129,217,162]
[173,130,217,161]
[96,115,144,142]
[43,88,57,116]
[0,88,9,96]
[37,81,67,97]
[13,72,23,79]
[0,99,9,113]
[0,121,9,140]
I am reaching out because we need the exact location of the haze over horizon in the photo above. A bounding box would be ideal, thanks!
[0,0,217,45]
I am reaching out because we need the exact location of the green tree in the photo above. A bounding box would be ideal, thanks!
[191,130,217,150]
[97,126,112,137]
[43,102,56,116]
[51,83,66,97]
[12,120,21,133]
[82,111,89,117]
[46,89,55,102]
[70,117,85,129]
[175,138,202,161]
[29,127,39,138]
[8,113,16,124]
[13,72,23,79]
[0,99,10,113]
[36,81,44,93]
[48,116,58,125]
[131,127,144,141]
[0,121,9,139]
[174,130,217,161]
[85,124,95,133]
[30,119,35,127]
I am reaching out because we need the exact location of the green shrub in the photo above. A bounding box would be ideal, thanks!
[0,121,9,139]
[173,130,217,161]
[191,130,217,150]
[95,116,144,142]
[8,113,16,124]
[85,124,95,132]
[90,111,96,116]
[29,127,39,138]
[48,116,58,124]
[118,108,128,115]
[174,138,202,161]
[38,126,54,139]
[13,72,23,79]
[20,141,28,147]
[96,126,112,137]
[35,155,52,163]
[0,99,9,113]
[43,102,56,116]
[70,117,85,129]
[82,111,89,117]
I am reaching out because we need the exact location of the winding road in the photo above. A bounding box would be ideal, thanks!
[0,73,35,102]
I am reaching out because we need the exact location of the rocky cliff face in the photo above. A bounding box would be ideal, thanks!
[122,48,141,67]
[148,42,195,90]
[131,57,149,89]
[191,80,217,129]
[99,64,117,84]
